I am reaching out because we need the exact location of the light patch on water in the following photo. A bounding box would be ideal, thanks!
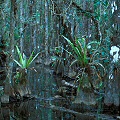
[112,24,114,27]
[110,46,120,62]
[115,5,117,10]
[109,74,113,79]
[112,8,114,14]
[113,1,116,6]
[111,1,117,14]
[89,34,91,38]
[12,49,14,53]
[87,45,91,49]
[20,27,23,32]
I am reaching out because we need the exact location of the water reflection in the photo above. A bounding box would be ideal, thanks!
[0,65,77,120]
[0,65,115,120]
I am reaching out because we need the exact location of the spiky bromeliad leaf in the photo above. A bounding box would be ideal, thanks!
[26,52,40,68]
[62,35,76,51]
[14,46,40,69]
[75,38,83,54]
[16,46,23,65]
[75,47,84,64]
[76,38,88,66]
[62,35,88,66]
[22,53,27,68]
[75,39,86,64]
[62,36,82,59]
[13,59,23,68]
[26,51,34,68]
[81,37,86,48]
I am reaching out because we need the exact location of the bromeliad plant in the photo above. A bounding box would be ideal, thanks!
[62,35,100,67]
[68,37,88,67]
[62,35,106,93]
[14,46,39,69]
[13,46,40,86]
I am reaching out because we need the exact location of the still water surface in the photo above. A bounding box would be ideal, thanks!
[1,65,79,120]
[0,65,116,120]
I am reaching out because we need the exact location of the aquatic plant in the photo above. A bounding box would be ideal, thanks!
[14,46,40,69]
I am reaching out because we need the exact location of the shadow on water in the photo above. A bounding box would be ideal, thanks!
[0,64,117,120]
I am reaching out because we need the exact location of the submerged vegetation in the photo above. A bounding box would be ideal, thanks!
[0,0,120,119]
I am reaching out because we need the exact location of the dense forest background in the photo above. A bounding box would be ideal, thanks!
[0,0,120,109]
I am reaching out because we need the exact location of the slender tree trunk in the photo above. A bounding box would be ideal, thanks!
[5,0,15,95]
[104,0,120,106]
[19,0,24,53]
[45,0,49,57]
[33,1,37,52]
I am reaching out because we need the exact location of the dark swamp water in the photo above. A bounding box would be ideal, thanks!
[0,64,118,120]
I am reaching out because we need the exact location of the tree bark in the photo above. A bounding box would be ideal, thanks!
[45,0,49,57]
[5,0,15,96]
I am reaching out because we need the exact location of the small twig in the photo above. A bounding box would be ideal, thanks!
[11,115,17,120]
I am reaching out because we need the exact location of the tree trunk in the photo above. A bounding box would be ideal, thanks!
[45,0,49,57]
[19,0,24,53]
[104,0,120,106]
[5,0,15,96]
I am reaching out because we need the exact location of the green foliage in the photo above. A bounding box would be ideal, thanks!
[62,35,100,67]
[62,35,107,95]
[14,46,40,69]
[62,35,88,67]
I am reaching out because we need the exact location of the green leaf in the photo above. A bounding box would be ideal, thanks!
[13,59,23,68]
[77,86,80,93]
[81,38,86,48]
[62,36,80,58]
[16,46,23,65]
[75,39,83,55]
[26,51,34,68]
[96,96,103,101]
[22,53,27,68]
[75,47,83,63]
[27,52,40,68]
[14,46,40,69]
[99,81,103,87]
[83,52,88,65]
[62,35,88,67]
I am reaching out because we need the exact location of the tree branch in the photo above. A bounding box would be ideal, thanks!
[72,2,100,41]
